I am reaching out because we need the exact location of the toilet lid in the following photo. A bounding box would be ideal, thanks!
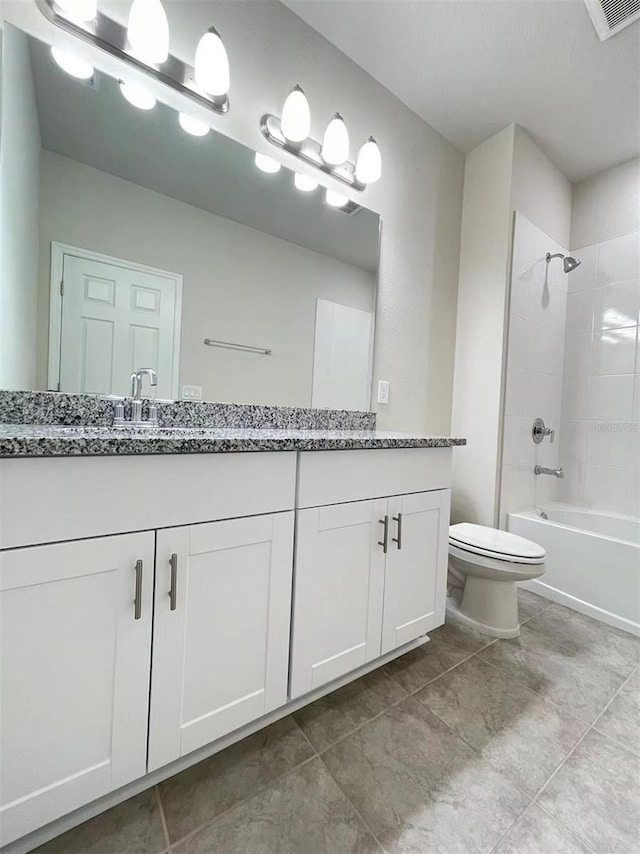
[449,523,545,562]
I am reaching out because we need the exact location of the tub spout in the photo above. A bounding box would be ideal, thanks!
[534,465,564,478]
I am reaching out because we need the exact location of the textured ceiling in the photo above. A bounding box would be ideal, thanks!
[283,0,640,182]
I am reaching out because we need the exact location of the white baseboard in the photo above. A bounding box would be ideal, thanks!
[519,579,640,637]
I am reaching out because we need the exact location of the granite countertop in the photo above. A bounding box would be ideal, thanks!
[0,424,466,458]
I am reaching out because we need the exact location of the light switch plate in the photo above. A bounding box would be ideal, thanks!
[182,385,202,400]
[377,380,390,404]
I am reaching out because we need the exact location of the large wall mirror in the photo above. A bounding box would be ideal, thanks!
[0,24,380,411]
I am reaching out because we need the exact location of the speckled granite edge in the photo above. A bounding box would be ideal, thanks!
[0,390,376,430]
[0,425,466,458]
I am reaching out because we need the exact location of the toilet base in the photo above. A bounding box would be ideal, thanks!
[445,575,521,639]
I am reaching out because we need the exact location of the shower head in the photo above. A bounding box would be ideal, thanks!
[563,256,581,273]
[546,252,581,274]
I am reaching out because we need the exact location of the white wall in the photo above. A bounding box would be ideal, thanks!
[512,126,572,248]
[558,230,639,518]
[38,151,375,406]
[571,158,640,250]
[500,214,567,523]
[2,0,465,431]
[451,125,514,526]
[0,25,41,389]
[451,124,573,526]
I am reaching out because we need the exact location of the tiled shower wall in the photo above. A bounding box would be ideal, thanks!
[500,213,567,522]
[558,231,639,517]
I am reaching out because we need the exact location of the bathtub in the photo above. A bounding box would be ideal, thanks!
[508,504,640,636]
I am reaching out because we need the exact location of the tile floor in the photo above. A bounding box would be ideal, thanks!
[33,590,639,854]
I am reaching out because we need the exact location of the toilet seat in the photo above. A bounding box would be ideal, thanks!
[449,523,545,565]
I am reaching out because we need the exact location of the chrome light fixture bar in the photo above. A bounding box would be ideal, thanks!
[36,0,230,114]
[261,113,365,191]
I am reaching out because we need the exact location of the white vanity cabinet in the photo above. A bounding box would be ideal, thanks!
[290,449,452,698]
[147,512,295,771]
[0,445,455,848]
[0,532,155,846]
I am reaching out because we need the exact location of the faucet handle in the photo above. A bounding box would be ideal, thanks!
[549,429,555,444]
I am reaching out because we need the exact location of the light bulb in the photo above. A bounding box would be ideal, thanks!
[119,81,156,110]
[294,173,318,192]
[51,46,94,80]
[255,153,281,174]
[321,113,349,165]
[178,112,210,136]
[355,136,381,184]
[280,85,310,143]
[194,27,229,97]
[325,189,349,208]
[127,0,169,65]
[56,0,97,22]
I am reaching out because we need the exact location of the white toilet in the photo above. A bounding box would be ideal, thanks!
[446,523,546,638]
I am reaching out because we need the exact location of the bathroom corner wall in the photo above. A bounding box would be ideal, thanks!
[451,126,514,526]
[451,124,572,526]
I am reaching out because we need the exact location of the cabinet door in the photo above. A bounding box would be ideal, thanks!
[148,512,294,771]
[290,499,386,699]
[381,489,451,654]
[0,533,154,846]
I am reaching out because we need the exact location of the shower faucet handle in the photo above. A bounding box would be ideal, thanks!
[532,417,554,445]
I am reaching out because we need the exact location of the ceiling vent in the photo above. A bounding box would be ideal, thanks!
[584,0,640,40]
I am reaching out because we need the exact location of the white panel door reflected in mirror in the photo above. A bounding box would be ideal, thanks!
[0,24,380,411]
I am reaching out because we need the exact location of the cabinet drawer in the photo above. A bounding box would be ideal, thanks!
[296,448,452,508]
[0,452,296,549]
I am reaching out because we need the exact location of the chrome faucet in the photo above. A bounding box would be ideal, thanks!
[534,465,564,478]
[532,417,555,444]
[129,368,158,426]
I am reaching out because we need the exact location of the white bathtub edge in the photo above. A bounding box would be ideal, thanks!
[520,578,640,638]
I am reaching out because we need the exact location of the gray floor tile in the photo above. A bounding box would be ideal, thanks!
[538,729,640,853]
[293,669,408,752]
[493,803,593,853]
[158,716,314,843]
[479,625,628,723]
[172,758,380,854]
[517,587,552,623]
[384,619,494,693]
[322,696,527,853]
[31,788,166,854]
[415,657,586,795]
[595,669,640,752]
[525,605,640,677]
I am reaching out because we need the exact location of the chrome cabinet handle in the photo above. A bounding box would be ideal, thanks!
[169,553,178,611]
[378,515,389,554]
[133,559,143,620]
[392,513,403,550]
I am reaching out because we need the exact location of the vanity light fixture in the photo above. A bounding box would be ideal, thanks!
[321,113,349,166]
[355,137,382,184]
[127,0,170,65]
[56,0,97,22]
[254,153,281,174]
[37,0,231,115]
[178,112,210,136]
[294,172,318,192]
[261,86,381,191]
[50,45,94,79]
[120,80,156,110]
[280,85,311,143]
[194,27,230,101]
[325,188,350,208]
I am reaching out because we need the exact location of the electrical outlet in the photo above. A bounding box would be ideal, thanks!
[182,385,202,400]
[377,380,390,404]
